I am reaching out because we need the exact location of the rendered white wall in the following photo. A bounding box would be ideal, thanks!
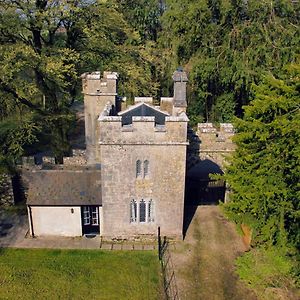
[31,206,82,237]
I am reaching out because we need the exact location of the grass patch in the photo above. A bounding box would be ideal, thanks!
[0,248,161,300]
[236,247,299,299]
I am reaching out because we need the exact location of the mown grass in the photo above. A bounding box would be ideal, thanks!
[0,248,161,300]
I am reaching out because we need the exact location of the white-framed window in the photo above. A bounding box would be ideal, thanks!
[130,199,155,224]
[148,199,154,222]
[130,200,137,223]
[83,206,90,225]
[91,207,99,225]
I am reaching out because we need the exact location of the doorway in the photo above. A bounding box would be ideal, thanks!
[81,206,100,235]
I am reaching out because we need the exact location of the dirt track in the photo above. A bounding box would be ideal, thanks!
[171,205,257,300]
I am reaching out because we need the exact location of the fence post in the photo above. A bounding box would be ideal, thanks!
[158,226,162,260]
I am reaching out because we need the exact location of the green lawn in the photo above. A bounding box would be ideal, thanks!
[0,248,161,300]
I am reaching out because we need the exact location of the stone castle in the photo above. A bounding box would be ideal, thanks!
[23,70,190,239]
[4,69,236,240]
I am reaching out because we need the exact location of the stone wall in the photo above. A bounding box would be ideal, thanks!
[99,116,188,239]
[100,144,186,239]
[0,174,14,206]
[81,71,118,164]
[187,123,235,170]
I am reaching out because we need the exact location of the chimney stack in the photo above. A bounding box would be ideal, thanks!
[172,68,188,115]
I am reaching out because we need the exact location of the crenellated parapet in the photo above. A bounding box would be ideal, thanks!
[81,71,118,96]
[192,123,236,168]
[98,113,188,145]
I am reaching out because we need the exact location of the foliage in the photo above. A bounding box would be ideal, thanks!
[0,248,161,300]
[0,0,161,168]
[160,0,300,122]
[236,247,299,299]
[0,115,41,172]
[223,63,300,248]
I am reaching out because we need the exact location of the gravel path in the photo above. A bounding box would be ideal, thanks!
[171,205,257,300]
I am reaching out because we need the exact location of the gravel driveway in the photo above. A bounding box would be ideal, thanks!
[171,205,257,300]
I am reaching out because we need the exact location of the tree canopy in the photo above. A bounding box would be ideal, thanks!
[160,0,299,124]
[223,62,300,248]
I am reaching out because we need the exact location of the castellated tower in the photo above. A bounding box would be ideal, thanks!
[23,70,189,240]
[81,71,118,163]
[95,69,189,239]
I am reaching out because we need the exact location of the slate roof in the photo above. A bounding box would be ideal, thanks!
[118,102,169,126]
[25,166,102,206]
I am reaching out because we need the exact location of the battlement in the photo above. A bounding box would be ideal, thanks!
[198,123,234,134]
[197,123,235,152]
[98,103,188,145]
[20,150,87,169]
[81,71,118,95]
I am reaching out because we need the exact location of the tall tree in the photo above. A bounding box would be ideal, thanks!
[160,0,300,123]
[0,0,161,167]
[223,62,300,248]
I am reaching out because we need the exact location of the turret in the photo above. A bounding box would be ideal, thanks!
[81,71,118,163]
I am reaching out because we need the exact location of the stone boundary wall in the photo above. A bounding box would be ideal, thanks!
[0,174,14,206]
[187,123,236,170]
[21,149,87,168]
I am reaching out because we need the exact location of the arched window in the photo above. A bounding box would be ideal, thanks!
[130,200,137,223]
[139,200,146,223]
[144,160,149,178]
[136,160,142,178]
[148,199,154,222]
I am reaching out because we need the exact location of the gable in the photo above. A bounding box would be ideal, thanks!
[118,103,169,126]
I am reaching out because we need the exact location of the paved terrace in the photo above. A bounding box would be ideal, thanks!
[0,211,158,250]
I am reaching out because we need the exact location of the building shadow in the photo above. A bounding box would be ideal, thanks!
[183,159,225,238]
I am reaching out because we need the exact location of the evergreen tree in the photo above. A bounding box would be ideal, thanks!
[160,0,300,123]
[223,62,300,248]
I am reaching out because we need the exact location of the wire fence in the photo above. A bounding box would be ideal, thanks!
[158,228,180,300]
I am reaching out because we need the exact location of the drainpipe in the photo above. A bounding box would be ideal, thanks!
[28,206,35,237]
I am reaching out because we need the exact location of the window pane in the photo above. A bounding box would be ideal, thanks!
[83,207,90,225]
[144,160,149,177]
[130,200,137,223]
[136,160,142,178]
[139,200,146,222]
[91,207,99,225]
[148,200,154,222]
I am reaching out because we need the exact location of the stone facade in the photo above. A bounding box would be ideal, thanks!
[187,123,235,170]
[24,69,189,239]
[98,116,188,238]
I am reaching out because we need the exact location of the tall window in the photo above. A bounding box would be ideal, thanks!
[136,159,150,178]
[139,200,146,222]
[136,160,142,178]
[130,200,137,223]
[83,206,90,225]
[148,199,154,222]
[144,160,149,178]
[91,207,99,225]
[130,199,154,224]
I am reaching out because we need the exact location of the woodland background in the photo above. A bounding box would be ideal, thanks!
[0,0,299,295]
